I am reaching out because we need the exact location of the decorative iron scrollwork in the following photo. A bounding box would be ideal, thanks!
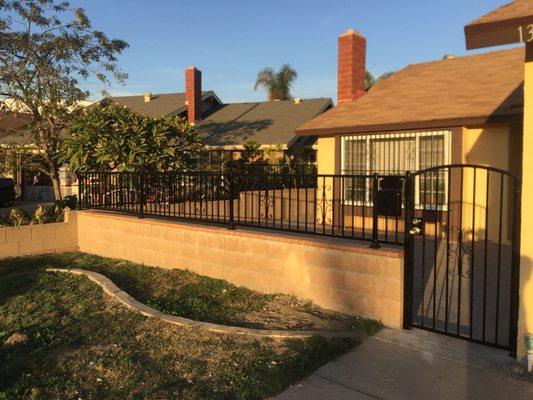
[448,227,473,279]
[259,192,274,220]
[315,184,333,225]
[195,206,207,215]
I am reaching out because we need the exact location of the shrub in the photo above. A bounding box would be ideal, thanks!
[9,208,27,227]
[30,195,78,225]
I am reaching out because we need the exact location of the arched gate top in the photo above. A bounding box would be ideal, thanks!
[410,164,519,180]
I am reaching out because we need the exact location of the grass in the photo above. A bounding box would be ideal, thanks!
[62,252,271,326]
[30,252,382,333]
[0,253,379,399]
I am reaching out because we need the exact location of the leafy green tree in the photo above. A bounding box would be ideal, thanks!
[59,103,204,172]
[365,71,394,91]
[0,0,128,199]
[254,64,297,101]
[239,140,266,164]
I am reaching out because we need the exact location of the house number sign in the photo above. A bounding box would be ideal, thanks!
[518,24,533,43]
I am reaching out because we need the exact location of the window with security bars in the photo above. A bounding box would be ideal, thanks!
[341,131,450,206]
[419,135,446,207]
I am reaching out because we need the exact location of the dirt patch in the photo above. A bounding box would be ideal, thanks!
[243,295,361,331]
[4,332,30,348]
[56,344,116,363]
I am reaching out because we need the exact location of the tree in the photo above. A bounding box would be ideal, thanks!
[254,64,297,101]
[365,71,394,91]
[0,0,128,199]
[59,103,204,172]
[239,140,266,164]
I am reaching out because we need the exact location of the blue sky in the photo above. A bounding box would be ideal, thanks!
[73,0,513,103]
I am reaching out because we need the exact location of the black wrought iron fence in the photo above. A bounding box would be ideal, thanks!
[79,170,406,245]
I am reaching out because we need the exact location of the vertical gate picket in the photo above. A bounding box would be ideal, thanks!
[403,171,415,329]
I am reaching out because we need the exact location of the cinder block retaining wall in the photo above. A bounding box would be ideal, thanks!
[0,209,404,328]
[76,211,404,328]
[0,210,78,258]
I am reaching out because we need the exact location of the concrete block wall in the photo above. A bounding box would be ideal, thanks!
[76,210,404,327]
[0,210,78,258]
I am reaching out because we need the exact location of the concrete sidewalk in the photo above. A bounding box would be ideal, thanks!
[275,328,533,400]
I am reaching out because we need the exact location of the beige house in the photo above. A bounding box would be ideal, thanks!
[296,1,533,362]
[0,111,78,201]
[298,32,522,180]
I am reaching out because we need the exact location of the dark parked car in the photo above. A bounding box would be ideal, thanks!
[0,178,16,207]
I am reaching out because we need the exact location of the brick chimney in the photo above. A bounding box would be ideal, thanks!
[185,66,202,124]
[337,29,366,104]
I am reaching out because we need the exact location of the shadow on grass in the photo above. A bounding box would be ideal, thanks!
[0,252,386,335]
[0,256,57,305]
[0,256,360,399]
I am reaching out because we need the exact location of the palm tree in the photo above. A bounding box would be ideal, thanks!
[365,71,394,91]
[254,64,298,101]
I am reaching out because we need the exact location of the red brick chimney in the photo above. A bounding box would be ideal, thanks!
[337,29,366,104]
[185,66,202,124]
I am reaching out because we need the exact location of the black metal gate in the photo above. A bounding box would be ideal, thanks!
[403,164,521,354]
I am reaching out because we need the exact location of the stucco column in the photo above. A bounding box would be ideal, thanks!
[316,136,338,230]
[518,42,533,360]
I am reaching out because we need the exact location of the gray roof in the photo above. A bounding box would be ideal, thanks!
[109,91,216,118]
[196,98,332,147]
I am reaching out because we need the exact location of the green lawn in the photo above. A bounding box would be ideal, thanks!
[0,253,378,399]
[33,252,382,332]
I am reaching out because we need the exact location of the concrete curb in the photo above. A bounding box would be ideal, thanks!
[47,268,359,340]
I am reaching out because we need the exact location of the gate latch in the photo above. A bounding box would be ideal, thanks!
[409,217,424,236]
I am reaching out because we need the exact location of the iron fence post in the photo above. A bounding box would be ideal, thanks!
[228,168,236,230]
[78,173,83,210]
[403,171,414,329]
[370,173,380,248]
[139,169,145,219]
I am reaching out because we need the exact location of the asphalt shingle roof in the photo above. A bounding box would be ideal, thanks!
[195,98,332,146]
[109,91,215,118]
[297,47,524,136]
[467,0,533,26]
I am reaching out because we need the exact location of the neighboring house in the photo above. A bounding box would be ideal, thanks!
[0,106,85,201]
[295,2,533,362]
[109,67,332,168]
[0,111,56,201]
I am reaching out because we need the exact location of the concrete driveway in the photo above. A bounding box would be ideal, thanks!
[275,328,533,400]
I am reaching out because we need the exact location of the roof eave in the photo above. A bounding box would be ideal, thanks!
[465,15,533,50]
[204,144,288,151]
[296,113,523,136]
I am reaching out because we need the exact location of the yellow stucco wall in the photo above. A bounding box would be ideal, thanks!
[316,136,338,224]
[316,136,337,175]
[518,42,533,360]
[462,125,521,172]
[460,125,521,243]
